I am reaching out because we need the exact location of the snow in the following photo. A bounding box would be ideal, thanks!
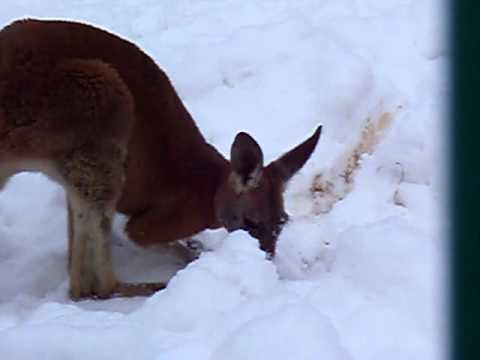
[0,1,446,359]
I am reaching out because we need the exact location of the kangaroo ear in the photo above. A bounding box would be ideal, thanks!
[267,126,322,184]
[230,132,264,192]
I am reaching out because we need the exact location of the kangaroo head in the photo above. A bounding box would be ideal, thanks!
[214,126,322,256]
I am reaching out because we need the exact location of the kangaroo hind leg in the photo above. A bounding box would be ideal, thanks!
[63,144,166,300]
[62,143,123,300]
[56,59,166,300]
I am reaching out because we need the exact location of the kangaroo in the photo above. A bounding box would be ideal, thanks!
[0,19,321,300]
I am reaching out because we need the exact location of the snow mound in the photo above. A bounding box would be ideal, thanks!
[136,231,279,332]
[213,305,351,360]
[275,217,336,279]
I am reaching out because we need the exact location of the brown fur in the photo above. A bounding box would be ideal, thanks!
[0,19,321,299]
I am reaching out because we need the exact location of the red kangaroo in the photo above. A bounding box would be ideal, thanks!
[0,19,321,300]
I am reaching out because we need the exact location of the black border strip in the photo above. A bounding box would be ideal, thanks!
[452,1,480,359]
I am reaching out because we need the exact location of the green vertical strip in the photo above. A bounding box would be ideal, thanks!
[452,1,480,359]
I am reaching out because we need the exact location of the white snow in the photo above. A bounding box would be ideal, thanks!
[0,1,447,359]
